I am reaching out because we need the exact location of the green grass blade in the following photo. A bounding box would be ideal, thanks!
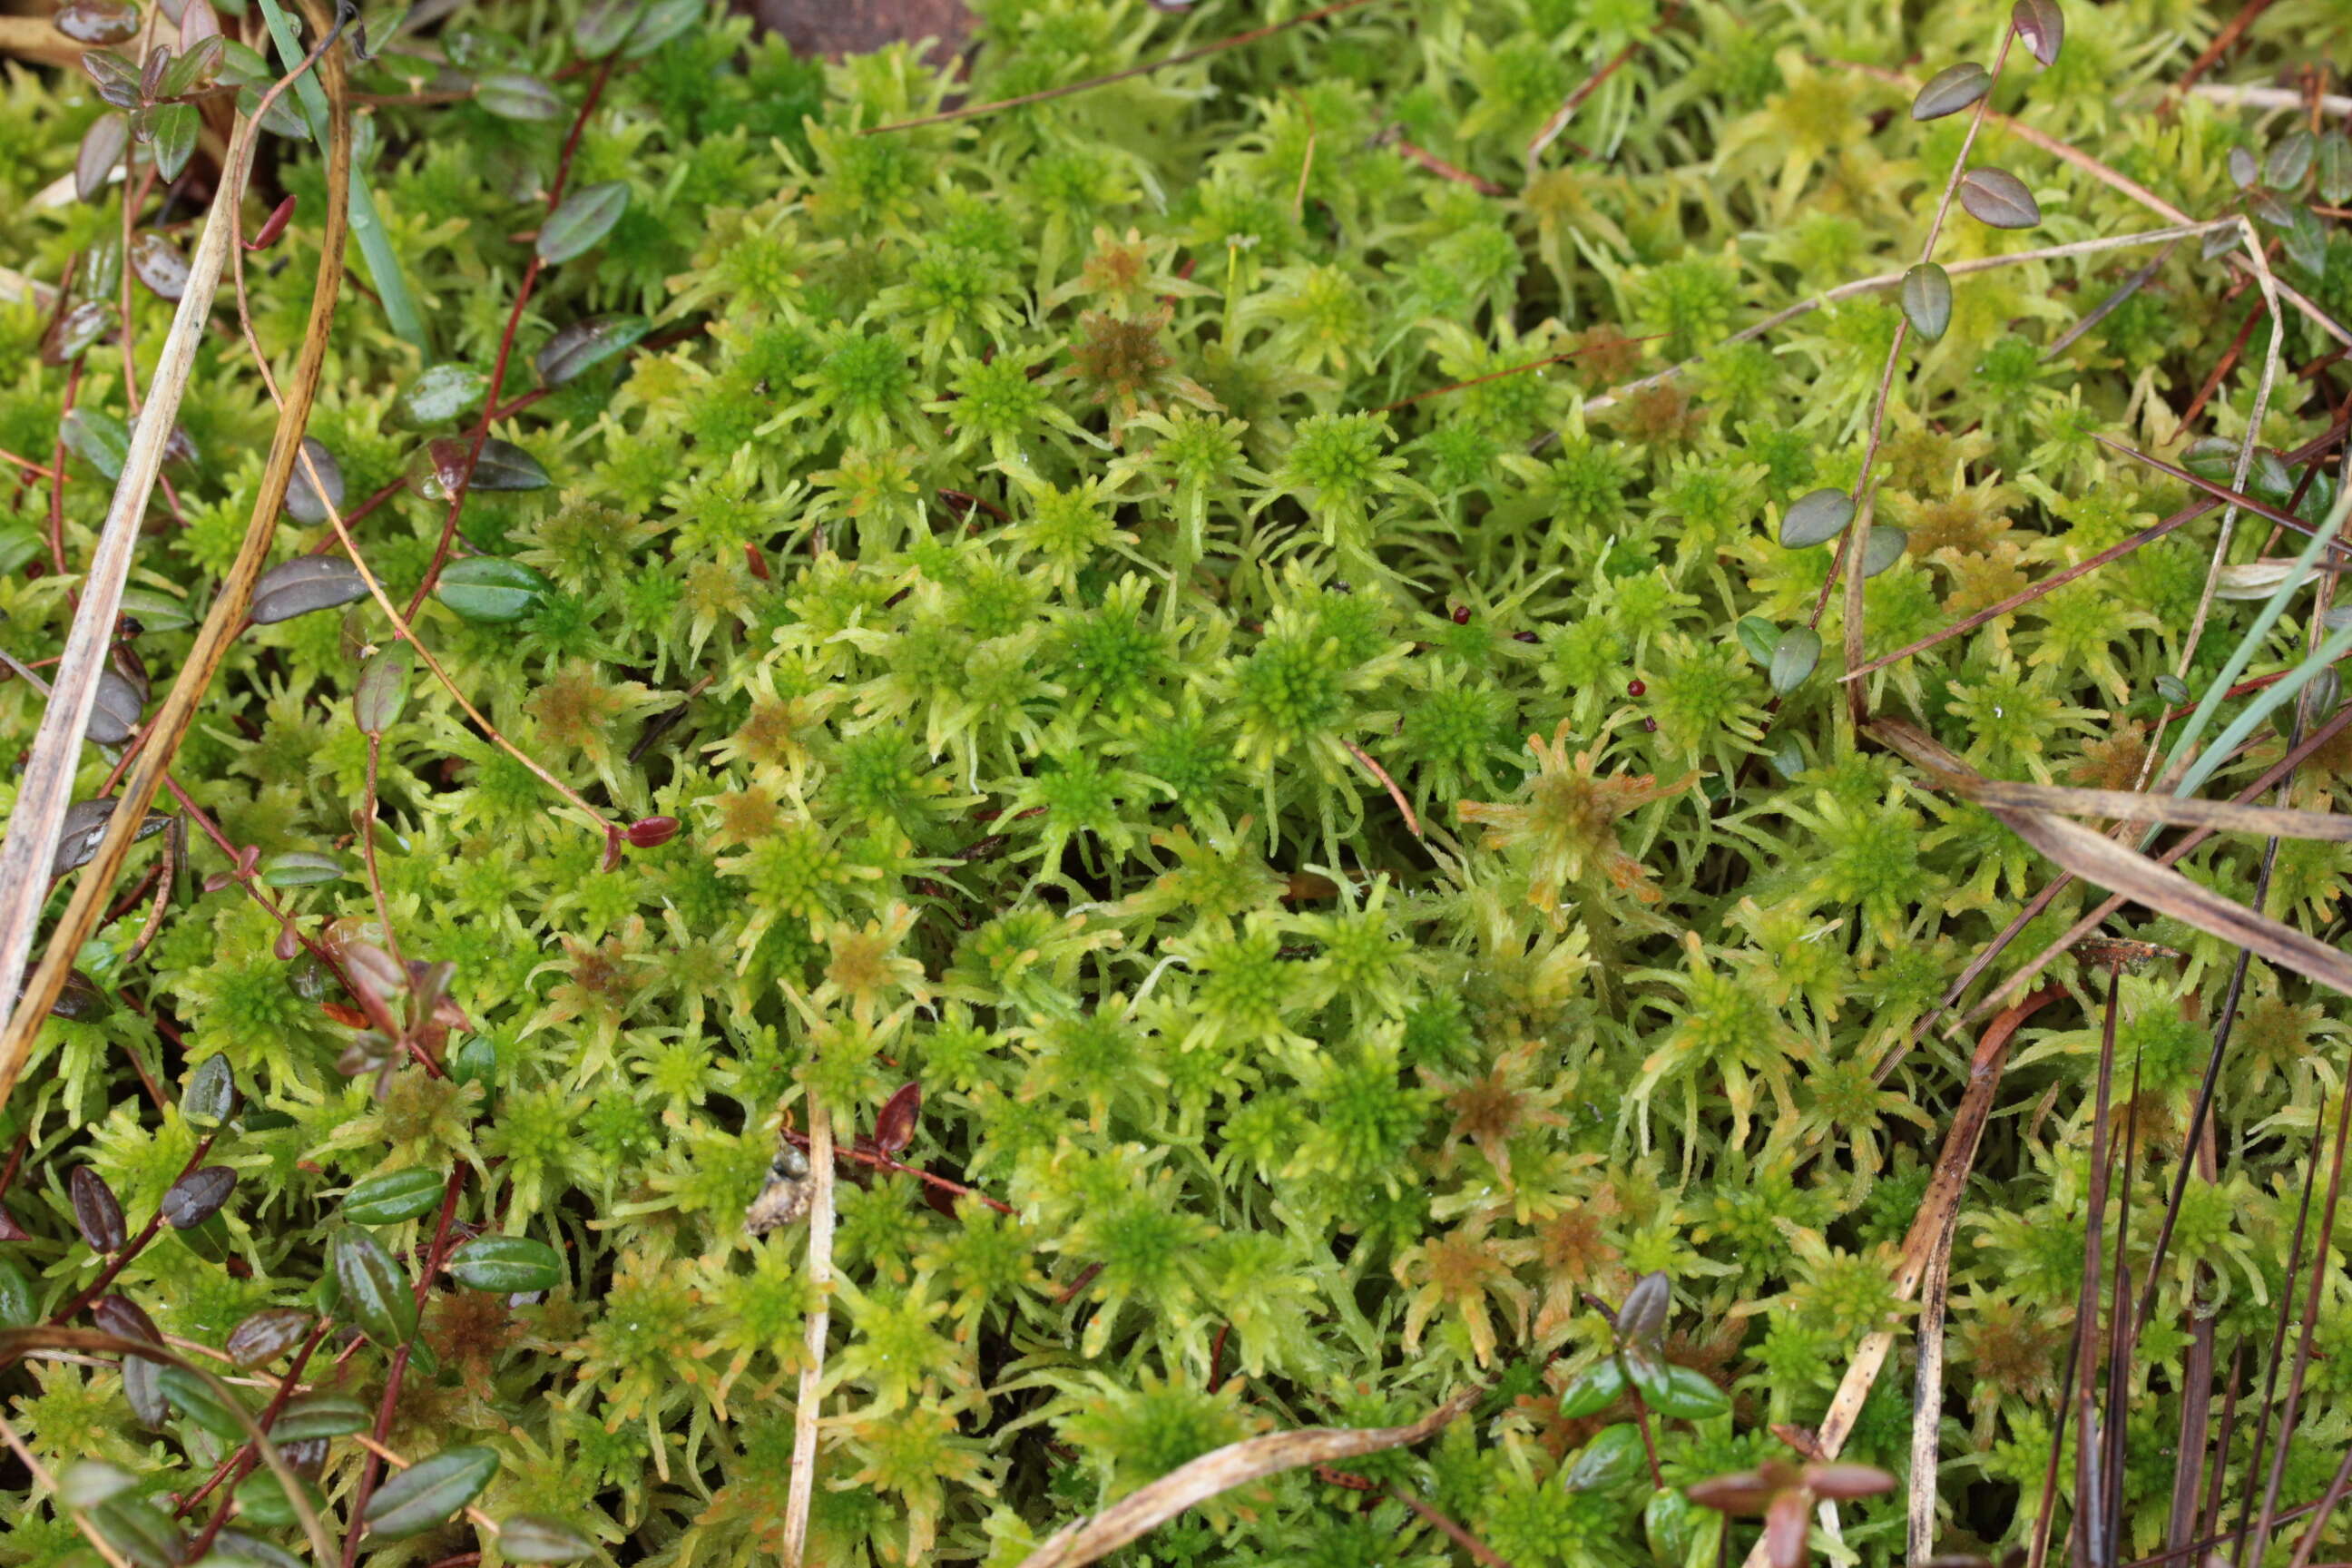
[254,0,428,353]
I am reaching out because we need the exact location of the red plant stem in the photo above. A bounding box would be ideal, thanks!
[181,1319,334,1550]
[1847,416,2352,681]
[340,1166,467,1568]
[48,358,83,574]
[2171,0,2281,94]
[1383,132,1508,196]
[1054,1262,1105,1304]
[403,55,613,622]
[0,1133,26,1201]
[0,446,60,482]
[1369,334,1661,413]
[779,1125,1014,1214]
[2180,299,2265,430]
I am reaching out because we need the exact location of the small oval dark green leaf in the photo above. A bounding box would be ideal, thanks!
[476,73,564,122]
[1558,1357,1629,1418]
[498,1516,596,1563]
[355,643,415,735]
[260,851,346,887]
[70,1166,126,1251]
[2267,128,2315,191]
[1860,525,1908,579]
[1563,1424,1649,1494]
[342,1168,447,1226]
[161,1166,237,1230]
[1769,628,1822,695]
[270,1391,373,1442]
[285,438,345,525]
[77,113,128,201]
[158,1363,251,1438]
[436,557,554,624]
[331,1228,418,1348]
[396,363,490,428]
[1910,62,1990,121]
[536,314,651,387]
[446,1234,564,1294]
[62,407,130,481]
[1900,262,1952,342]
[1779,488,1855,549]
[225,1307,312,1367]
[363,1446,500,1538]
[251,556,367,624]
[183,1054,236,1129]
[538,181,631,265]
[1958,166,2041,230]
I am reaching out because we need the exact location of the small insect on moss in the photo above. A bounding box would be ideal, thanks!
[744,1141,814,1236]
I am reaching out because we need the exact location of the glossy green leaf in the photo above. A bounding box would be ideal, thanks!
[497,1515,598,1563]
[536,314,651,387]
[476,73,564,122]
[270,1392,373,1442]
[1910,62,1990,121]
[1563,1424,1649,1494]
[260,851,346,887]
[2010,0,2063,67]
[1625,1357,1730,1420]
[363,1446,500,1538]
[1735,616,1779,668]
[182,1054,236,1129]
[331,1228,418,1348]
[1558,1357,1628,1418]
[62,407,131,481]
[151,103,199,181]
[396,363,490,427]
[1958,166,2041,229]
[436,557,554,623]
[1769,627,1821,695]
[447,1234,565,1293]
[225,1307,311,1367]
[1860,524,1908,578]
[342,1168,447,1226]
[158,1363,252,1438]
[355,643,415,735]
[538,181,631,265]
[1899,261,1951,341]
[1779,488,1855,549]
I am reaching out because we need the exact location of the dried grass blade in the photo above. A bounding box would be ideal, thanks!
[0,6,352,1099]
[1014,1386,1482,1568]
[0,113,247,1043]
[1945,780,2352,841]
[1994,808,2352,998]
[1740,981,2060,1568]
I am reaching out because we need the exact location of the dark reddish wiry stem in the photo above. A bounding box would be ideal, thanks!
[1379,131,1508,196]
[340,1166,466,1568]
[404,56,613,622]
[780,1125,1014,1214]
[1369,334,1660,414]
[2171,0,2281,94]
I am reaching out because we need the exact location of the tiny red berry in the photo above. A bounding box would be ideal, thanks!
[1451,604,1472,624]
[626,815,681,848]
[1642,717,1659,732]
[1514,631,1540,643]
[1628,679,1647,698]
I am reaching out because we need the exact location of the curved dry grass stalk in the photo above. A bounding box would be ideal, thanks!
[0,2,355,1102]
[1013,1385,1484,1568]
